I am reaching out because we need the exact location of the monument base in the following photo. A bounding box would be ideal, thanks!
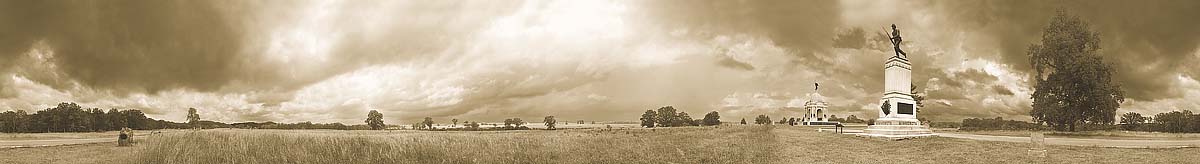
[802,121,840,126]
[857,117,935,140]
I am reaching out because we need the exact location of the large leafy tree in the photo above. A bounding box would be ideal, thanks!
[655,106,679,127]
[675,112,694,126]
[1027,11,1124,131]
[640,110,657,128]
[365,110,385,130]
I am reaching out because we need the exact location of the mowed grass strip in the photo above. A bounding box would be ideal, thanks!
[135,125,776,164]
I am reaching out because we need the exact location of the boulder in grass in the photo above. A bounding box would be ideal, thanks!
[118,132,130,147]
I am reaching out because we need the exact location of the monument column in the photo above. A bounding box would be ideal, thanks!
[859,24,933,139]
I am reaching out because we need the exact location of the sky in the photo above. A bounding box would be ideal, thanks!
[0,0,1198,124]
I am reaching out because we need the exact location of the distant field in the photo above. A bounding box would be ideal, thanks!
[134,126,776,163]
[4,126,1199,163]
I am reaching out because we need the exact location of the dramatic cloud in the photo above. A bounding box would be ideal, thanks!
[0,0,1196,124]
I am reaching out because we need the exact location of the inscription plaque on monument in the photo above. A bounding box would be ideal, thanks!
[898,103,913,115]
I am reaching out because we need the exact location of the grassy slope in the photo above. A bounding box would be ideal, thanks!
[775,126,1199,163]
[134,126,776,164]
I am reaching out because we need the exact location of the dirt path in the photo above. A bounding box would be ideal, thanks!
[939,133,1200,148]
[0,142,141,164]
[0,138,116,148]
[1,131,173,148]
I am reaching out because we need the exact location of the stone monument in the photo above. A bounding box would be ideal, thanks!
[859,24,934,139]
[800,83,837,125]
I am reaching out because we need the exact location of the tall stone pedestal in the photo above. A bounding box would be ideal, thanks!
[857,56,934,139]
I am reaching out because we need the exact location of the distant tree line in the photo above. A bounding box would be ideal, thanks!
[229,121,373,130]
[639,106,720,128]
[827,115,867,124]
[960,117,1046,131]
[1119,111,1200,133]
[0,102,391,133]
[0,102,191,133]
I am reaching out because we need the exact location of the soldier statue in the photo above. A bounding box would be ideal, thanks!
[888,24,907,58]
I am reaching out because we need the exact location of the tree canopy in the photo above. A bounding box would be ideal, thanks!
[701,111,721,126]
[543,116,557,130]
[640,110,657,128]
[187,108,201,129]
[1028,11,1124,131]
[365,110,385,130]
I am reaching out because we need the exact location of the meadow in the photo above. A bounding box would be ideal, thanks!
[134,126,776,164]
[4,125,1200,163]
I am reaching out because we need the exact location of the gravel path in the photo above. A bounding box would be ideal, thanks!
[0,138,116,148]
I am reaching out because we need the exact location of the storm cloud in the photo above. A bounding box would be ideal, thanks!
[0,0,1197,124]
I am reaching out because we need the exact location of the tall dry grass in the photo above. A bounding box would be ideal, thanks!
[135,125,776,163]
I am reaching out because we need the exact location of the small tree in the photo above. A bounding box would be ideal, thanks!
[422,117,434,130]
[544,116,557,130]
[846,115,862,123]
[640,110,657,128]
[186,108,201,129]
[701,111,721,126]
[468,121,481,129]
[740,118,747,124]
[365,110,385,130]
[452,118,459,127]
[1119,112,1145,131]
[754,115,771,125]
[912,85,925,114]
[503,118,525,128]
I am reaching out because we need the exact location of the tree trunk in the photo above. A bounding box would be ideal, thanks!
[1069,122,1076,132]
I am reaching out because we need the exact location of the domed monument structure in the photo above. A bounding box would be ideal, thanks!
[800,83,837,125]
[859,24,934,139]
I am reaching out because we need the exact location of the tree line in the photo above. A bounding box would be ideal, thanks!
[0,102,190,133]
[1119,111,1200,133]
[960,117,1046,131]
[639,106,720,128]
[0,102,388,133]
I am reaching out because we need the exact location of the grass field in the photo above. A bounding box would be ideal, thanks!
[3,125,1199,163]
[134,126,776,164]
